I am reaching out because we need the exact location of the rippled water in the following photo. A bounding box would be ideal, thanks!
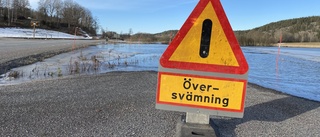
[1,44,319,102]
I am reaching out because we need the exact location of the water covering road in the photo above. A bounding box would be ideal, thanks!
[1,44,319,102]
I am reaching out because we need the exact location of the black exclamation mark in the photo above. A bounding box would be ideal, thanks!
[199,19,213,58]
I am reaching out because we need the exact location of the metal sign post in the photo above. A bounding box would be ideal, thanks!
[31,20,39,39]
[156,0,249,136]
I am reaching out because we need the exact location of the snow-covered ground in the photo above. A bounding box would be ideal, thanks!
[0,28,92,39]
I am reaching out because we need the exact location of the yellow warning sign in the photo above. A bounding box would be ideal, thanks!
[157,0,249,117]
[157,72,246,111]
[169,1,239,66]
[160,0,249,75]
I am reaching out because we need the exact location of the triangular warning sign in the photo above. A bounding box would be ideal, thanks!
[160,0,248,75]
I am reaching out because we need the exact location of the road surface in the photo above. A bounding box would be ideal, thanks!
[0,38,104,74]
[0,38,319,136]
[0,71,319,136]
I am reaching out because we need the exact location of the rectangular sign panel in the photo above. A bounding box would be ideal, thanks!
[157,72,247,112]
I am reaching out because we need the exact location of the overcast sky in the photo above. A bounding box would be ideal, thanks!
[29,0,320,34]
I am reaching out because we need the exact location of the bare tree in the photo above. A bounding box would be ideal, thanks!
[72,2,85,26]
[90,16,99,35]
[47,0,56,22]
[21,0,30,16]
[6,0,10,25]
[82,9,93,29]
[0,0,4,17]
[61,0,73,28]
[1,0,99,35]
[12,0,18,22]
[53,0,62,26]
[38,0,48,22]
[11,0,30,22]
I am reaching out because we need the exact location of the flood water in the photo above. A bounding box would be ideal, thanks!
[244,47,320,102]
[1,44,319,102]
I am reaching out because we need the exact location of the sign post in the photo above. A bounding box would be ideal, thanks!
[31,20,39,39]
[156,0,249,135]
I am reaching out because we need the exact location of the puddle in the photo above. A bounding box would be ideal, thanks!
[0,43,167,85]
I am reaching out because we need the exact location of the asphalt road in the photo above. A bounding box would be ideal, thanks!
[212,83,320,137]
[0,38,104,64]
[0,71,319,136]
[0,38,105,75]
[0,38,319,136]
[0,71,182,136]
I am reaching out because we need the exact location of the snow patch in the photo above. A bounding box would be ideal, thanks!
[0,28,92,39]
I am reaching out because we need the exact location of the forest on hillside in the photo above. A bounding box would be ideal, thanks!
[0,0,99,35]
[235,16,320,46]
[101,29,178,44]
[102,16,320,45]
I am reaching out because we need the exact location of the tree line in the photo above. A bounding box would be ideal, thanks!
[235,16,320,46]
[0,0,98,35]
[102,16,320,45]
[101,29,178,44]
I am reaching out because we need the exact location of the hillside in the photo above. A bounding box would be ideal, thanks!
[235,16,320,46]
[106,30,178,44]
[153,30,179,44]
[0,0,98,36]
[107,16,320,45]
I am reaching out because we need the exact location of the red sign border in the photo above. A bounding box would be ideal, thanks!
[156,72,247,112]
[160,0,248,75]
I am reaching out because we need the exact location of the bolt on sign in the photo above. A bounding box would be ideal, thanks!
[156,0,249,118]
